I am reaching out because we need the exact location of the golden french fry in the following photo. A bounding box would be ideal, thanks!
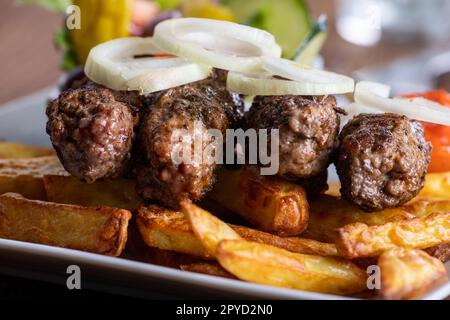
[180,262,236,279]
[0,193,131,256]
[43,175,141,210]
[305,195,419,242]
[0,156,67,200]
[217,240,367,295]
[231,225,339,257]
[137,204,338,259]
[403,197,450,217]
[181,200,241,256]
[325,182,341,197]
[336,212,450,259]
[126,222,199,268]
[0,142,54,159]
[419,171,450,199]
[137,205,214,259]
[209,166,309,236]
[379,248,448,300]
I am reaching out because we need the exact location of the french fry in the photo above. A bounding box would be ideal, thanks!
[43,175,141,210]
[137,205,214,259]
[336,212,450,259]
[305,195,415,242]
[216,240,367,295]
[403,197,450,217]
[209,166,309,236]
[379,248,448,300]
[325,182,341,197]
[137,204,338,258]
[0,193,131,256]
[0,142,54,159]
[0,156,67,200]
[181,200,241,256]
[419,171,450,199]
[231,225,339,256]
[126,222,199,268]
[180,262,236,279]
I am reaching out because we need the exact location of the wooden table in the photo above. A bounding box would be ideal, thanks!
[0,0,447,300]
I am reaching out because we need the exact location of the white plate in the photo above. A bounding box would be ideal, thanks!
[0,88,449,300]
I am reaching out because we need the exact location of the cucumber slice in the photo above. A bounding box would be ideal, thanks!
[292,15,328,64]
[253,0,311,58]
[225,0,311,58]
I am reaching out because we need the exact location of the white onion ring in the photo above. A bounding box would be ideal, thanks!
[153,18,281,73]
[85,37,212,94]
[262,57,354,93]
[226,70,354,96]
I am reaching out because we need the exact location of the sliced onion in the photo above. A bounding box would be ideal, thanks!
[85,37,212,94]
[262,57,355,93]
[340,102,382,127]
[354,81,450,126]
[227,70,354,96]
[354,81,390,99]
[153,18,281,73]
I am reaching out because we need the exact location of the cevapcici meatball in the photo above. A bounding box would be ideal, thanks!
[245,95,343,181]
[137,77,243,208]
[46,87,138,182]
[335,113,432,211]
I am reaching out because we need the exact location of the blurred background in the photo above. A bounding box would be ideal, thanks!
[0,0,450,104]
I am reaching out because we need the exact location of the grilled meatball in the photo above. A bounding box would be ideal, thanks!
[137,77,243,208]
[46,87,138,182]
[246,95,342,181]
[335,113,432,211]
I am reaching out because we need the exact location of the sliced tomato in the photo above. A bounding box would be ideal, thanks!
[404,90,450,172]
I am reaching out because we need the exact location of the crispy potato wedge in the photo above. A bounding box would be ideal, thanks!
[209,166,309,236]
[181,200,241,256]
[137,205,214,259]
[325,183,341,197]
[379,248,448,300]
[216,240,367,295]
[0,142,54,159]
[137,204,338,258]
[403,197,450,217]
[336,212,450,258]
[305,195,420,242]
[43,175,141,210]
[180,262,236,279]
[419,171,450,199]
[126,222,199,268]
[231,225,339,256]
[0,156,67,200]
[0,193,131,256]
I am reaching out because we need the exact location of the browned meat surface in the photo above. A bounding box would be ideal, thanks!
[137,77,243,208]
[46,87,138,182]
[335,113,432,211]
[245,95,342,181]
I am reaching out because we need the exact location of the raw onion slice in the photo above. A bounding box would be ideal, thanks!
[354,81,450,126]
[262,57,354,92]
[226,70,354,96]
[85,37,211,94]
[153,18,281,73]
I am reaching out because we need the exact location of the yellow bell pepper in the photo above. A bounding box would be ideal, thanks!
[70,0,132,64]
[182,0,235,22]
